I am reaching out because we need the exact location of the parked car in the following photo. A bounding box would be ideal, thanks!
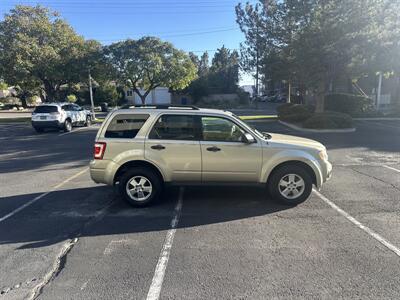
[90,105,332,207]
[31,103,92,133]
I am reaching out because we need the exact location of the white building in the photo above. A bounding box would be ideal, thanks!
[124,87,171,105]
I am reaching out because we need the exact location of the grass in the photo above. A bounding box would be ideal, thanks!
[239,115,277,120]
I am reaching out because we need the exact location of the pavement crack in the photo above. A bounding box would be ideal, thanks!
[350,168,400,192]
[26,197,115,300]
[27,238,78,300]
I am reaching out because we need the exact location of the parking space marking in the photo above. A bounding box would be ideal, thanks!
[58,127,91,136]
[313,189,400,257]
[0,168,88,223]
[146,187,184,300]
[383,165,400,173]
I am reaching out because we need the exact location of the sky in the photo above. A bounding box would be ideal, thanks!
[0,0,257,85]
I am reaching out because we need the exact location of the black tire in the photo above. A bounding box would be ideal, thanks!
[85,115,91,127]
[34,127,44,133]
[268,164,312,206]
[119,168,162,207]
[64,119,72,132]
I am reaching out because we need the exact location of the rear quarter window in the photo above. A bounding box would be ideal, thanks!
[34,106,58,113]
[105,114,149,139]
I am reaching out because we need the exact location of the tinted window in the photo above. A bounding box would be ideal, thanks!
[61,104,73,111]
[149,115,197,140]
[105,114,149,139]
[34,106,58,113]
[201,116,245,142]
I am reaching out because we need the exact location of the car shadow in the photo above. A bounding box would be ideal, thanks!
[0,185,290,249]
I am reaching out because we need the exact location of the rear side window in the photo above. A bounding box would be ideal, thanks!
[149,114,197,140]
[34,106,58,113]
[105,114,149,139]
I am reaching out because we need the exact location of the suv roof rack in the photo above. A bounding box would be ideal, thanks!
[121,104,200,110]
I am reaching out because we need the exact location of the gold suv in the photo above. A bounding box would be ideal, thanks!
[90,105,332,206]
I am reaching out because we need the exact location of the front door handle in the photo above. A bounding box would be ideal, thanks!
[206,146,221,152]
[151,144,165,150]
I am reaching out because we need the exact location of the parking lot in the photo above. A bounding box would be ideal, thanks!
[0,119,399,299]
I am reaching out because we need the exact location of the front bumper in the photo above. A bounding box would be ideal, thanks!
[32,120,63,129]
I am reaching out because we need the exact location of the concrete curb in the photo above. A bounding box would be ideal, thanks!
[353,117,400,121]
[278,120,356,133]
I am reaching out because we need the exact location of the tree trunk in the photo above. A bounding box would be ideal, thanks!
[139,95,146,104]
[20,93,28,108]
[315,80,326,113]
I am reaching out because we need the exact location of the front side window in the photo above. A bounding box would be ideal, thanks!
[149,114,197,140]
[201,116,246,142]
[105,114,149,139]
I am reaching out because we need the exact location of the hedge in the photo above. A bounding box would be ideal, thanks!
[277,103,314,122]
[302,111,353,129]
[325,93,374,116]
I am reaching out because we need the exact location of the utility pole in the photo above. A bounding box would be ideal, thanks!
[377,72,383,109]
[88,68,96,119]
[255,3,260,108]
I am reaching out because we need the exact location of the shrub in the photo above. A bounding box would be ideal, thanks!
[278,104,314,122]
[303,111,353,129]
[67,94,77,103]
[325,93,374,116]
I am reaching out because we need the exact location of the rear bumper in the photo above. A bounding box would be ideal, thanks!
[32,120,63,129]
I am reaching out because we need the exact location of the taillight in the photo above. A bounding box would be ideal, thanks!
[94,142,106,159]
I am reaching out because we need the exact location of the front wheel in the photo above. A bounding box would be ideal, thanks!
[85,115,91,127]
[268,164,312,205]
[119,168,162,207]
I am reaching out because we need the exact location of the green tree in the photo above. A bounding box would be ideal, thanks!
[95,83,119,106]
[236,0,400,112]
[209,46,239,93]
[0,5,97,102]
[105,37,197,104]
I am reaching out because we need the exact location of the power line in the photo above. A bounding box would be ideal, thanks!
[95,27,239,42]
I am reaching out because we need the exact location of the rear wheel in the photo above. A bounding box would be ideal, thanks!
[268,164,312,205]
[119,168,162,207]
[64,119,72,132]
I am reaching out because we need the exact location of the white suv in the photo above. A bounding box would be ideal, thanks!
[31,103,92,133]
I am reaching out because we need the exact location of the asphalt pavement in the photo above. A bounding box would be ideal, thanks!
[0,118,399,299]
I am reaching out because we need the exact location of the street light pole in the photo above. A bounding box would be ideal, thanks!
[88,68,96,119]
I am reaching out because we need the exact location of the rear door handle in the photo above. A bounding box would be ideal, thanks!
[151,144,165,150]
[206,146,221,152]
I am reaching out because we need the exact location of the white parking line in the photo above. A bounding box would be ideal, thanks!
[383,165,400,173]
[58,127,91,136]
[0,168,88,223]
[146,187,184,300]
[313,189,400,257]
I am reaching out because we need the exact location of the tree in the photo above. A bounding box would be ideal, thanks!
[236,0,400,112]
[95,83,120,106]
[209,46,239,93]
[0,5,96,102]
[105,37,197,104]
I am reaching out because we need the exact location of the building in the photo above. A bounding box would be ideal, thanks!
[124,87,171,105]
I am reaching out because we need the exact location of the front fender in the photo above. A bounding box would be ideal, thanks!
[260,149,323,188]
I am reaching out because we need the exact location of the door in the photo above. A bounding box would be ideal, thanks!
[200,116,262,182]
[145,114,201,182]
[62,104,78,124]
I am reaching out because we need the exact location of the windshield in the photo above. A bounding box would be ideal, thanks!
[231,114,268,140]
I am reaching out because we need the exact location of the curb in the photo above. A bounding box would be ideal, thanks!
[278,120,356,133]
[353,117,400,121]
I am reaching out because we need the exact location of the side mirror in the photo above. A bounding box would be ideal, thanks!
[243,133,256,144]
